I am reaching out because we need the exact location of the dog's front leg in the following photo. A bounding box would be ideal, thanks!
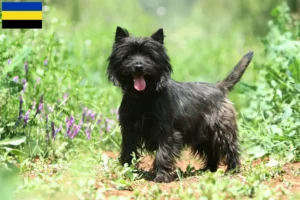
[119,123,139,166]
[153,135,178,183]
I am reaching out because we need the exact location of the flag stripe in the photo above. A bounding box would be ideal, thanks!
[2,2,42,11]
[2,20,42,29]
[2,11,42,20]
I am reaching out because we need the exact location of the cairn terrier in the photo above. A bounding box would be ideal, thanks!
[107,26,253,182]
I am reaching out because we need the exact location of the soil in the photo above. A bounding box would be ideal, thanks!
[20,151,300,199]
[269,162,300,193]
[100,151,300,199]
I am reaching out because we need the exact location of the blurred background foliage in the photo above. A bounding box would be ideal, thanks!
[0,0,299,162]
[0,0,299,199]
[0,0,299,158]
[41,0,300,105]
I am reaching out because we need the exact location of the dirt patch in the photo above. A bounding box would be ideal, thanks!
[104,150,213,171]
[100,150,208,198]
[101,151,300,199]
[268,162,300,194]
[20,151,300,199]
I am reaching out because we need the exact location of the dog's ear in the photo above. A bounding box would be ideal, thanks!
[151,28,164,44]
[115,26,129,41]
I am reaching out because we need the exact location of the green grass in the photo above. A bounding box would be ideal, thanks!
[0,0,299,199]
[9,143,300,200]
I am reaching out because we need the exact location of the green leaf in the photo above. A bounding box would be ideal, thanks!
[6,122,15,127]
[2,147,28,156]
[282,105,293,120]
[36,68,44,76]
[0,136,26,146]
[248,146,267,159]
[295,84,300,92]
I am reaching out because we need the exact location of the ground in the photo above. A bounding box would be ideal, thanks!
[100,151,300,199]
[18,150,300,200]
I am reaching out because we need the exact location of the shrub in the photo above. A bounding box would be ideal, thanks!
[241,3,300,162]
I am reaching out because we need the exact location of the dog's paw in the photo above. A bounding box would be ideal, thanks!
[153,174,173,183]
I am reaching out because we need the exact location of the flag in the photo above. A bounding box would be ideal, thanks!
[2,2,43,29]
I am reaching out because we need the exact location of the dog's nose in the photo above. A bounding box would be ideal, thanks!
[135,62,143,70]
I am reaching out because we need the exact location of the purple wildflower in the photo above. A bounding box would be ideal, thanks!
[105,118,115,132]
[115,108,119,119]
[24,62,28,74]
[33,95,44,119]
[22,79,27,93]
[45,114,49,139]
[53,125,62,139]
[12,76,19,82]
[65,116,75,137]
[47,104,54,112]
[38,102,43,111]
[51,121,55,139]
[87,109,92,118]
[90,112,97,120]
[85,109,96,121]
[85,125,91,140]
[15,95,23,127]
[38,95,44,113]
[71,122,82,139]
[24,110,30,125]
[19,95,23,110]
[8,59,11,65]
[110,108,119,116]
[97,114,103,125]
[44,59,48,66]
[63,93,68,102]
[70,125,79,139]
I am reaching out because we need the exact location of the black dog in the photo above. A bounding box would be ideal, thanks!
[107,26,253,183]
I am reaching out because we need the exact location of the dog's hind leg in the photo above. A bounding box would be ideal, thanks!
[224,139,240,173]
[192,140,220,172]
[153,131,183,183]
[215,99,241,173]
[203,142,220,172]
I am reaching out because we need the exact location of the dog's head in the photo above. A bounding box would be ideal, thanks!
[107,26,172,93]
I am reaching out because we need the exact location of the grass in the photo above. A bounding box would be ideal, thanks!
[11,146,300,200]
[0,0,299,199]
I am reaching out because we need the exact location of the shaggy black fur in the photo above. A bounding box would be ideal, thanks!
[107,26,253,183]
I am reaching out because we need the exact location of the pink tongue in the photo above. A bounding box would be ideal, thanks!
[133,76,146,91]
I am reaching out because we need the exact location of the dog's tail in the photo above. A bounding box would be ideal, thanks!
[216,51,253,93]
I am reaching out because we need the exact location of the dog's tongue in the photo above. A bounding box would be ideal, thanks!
[133,76,146,91]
